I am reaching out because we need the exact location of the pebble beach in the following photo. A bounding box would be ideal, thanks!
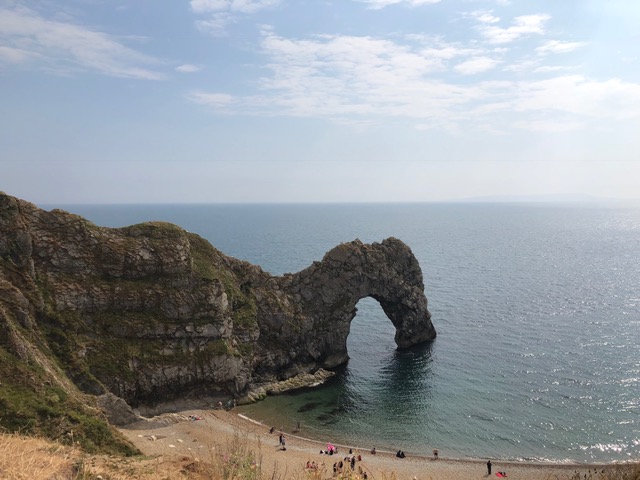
[118,409,621,480]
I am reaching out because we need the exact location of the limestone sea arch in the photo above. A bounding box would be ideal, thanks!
[268,238,436,372]
[0,192,436,413]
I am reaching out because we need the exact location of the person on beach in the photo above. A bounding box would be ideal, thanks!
[487,459,492,475]
[433,448,439,460]
[371,447,376,454]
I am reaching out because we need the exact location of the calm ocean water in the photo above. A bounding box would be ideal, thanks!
[58,202,640,463]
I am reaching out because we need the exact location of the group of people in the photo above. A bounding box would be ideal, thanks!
[304,455,369,479]
[268,424,511,479]
[305,460,319,470]
[266,424,510,479]
[319,448,339,455]
[331,452,367,478]
[270,424,518,479]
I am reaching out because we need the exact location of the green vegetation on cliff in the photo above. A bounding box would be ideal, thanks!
[0,347,137,455]
[189,234,258,331]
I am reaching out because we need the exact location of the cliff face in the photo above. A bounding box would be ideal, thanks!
[0,192,435,428]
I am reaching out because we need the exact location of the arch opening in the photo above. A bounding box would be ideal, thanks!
[346,297,397,364]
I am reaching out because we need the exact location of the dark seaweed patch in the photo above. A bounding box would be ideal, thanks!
[297,402,321,413]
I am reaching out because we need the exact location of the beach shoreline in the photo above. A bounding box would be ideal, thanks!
[118,408,633,480]
[234,411,627,470]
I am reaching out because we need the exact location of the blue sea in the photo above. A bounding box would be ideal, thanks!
[56,202,640,463]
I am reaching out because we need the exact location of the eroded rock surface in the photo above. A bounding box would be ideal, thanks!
[0,192,435,412]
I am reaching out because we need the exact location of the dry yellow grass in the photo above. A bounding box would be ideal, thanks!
[2,429,638,480]
[0,433,80,479]
[0,430,379,480]
[0,433,193,480]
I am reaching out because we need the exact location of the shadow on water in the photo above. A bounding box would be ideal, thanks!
[375,341,436,416]
[385,341,436,388]
[318,340,437,423]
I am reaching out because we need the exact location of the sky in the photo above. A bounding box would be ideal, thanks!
[1,0,640,204]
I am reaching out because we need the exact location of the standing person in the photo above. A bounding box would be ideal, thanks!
[278,433,283,446]
[487,460,492,475]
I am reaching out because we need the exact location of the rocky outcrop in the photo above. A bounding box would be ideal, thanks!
[0,192,435,418]
[97,393,141,426]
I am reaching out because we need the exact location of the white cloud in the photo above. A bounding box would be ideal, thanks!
[356,0,441,9]
[189,30,640,134]
[190,0,279,35]
[513,118,584,133]
[536,40,587,55]
[176,64,202,73]
[454,56,498,75]
[478,13,550,44]
[475,12,500,24]
[502,59,540,73]
[0,45,34,63]
[191,32,485,124]
[511,75,640,120]
[534,65,576,73]
[190,0,227,12]
[190,0,280,14]
[0,5,164,79]
[406,35,484,62]
[195,13,234,36]
[187,91,235,108]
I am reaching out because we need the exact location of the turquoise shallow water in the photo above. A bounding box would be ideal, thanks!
[60,202,640,463]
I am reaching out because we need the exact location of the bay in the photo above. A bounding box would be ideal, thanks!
[59,202,640,463]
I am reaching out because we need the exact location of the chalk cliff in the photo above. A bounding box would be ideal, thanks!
[0,192,435,448]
